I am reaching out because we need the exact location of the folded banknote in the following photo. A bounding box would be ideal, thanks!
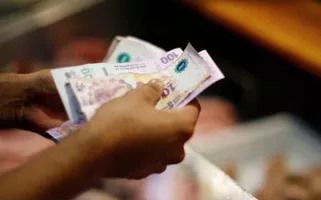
[105,35,165,63]
[68,44,211,121]
[48,43,224,141]
[52,48,183,121]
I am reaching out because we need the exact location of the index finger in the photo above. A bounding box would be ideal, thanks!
[161,99,201,141]
[180,99,201,119]
[26,69,57,95]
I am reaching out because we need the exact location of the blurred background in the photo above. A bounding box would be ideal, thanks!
[0,0,321,200]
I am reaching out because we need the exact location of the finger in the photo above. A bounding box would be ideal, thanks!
[176,99,201,124]
[128,79,164,106]
[153,165,167,174]
[147,159,168,174]
[26,106,67,130]
[29,69,57,95]
[185,99,202,115]
[161,99,201,141]
[167,147,185,165]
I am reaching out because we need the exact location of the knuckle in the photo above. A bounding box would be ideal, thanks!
[177,152,186,163]
[29,70,55,94]
[123,89,136,100]
[168,119,194,142]
[155,165,167,174]
[172,151,185,164]
[179,125,195,141]
[0,102,26,121]
[132,173,148,180]
[141,84,162,101]
[141,91,155,103]
[146,82,162,94]
[6,74,22,82]
[40,72,55,91]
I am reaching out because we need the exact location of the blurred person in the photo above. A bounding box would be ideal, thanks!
[0,70,201,200]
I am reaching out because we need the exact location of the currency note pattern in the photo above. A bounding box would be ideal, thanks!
[48,45,221,141]
[87,79,131,104]
[70,60,209,122]
[69,76,136,120]
[68,44,210,121]
[51,48,184,121]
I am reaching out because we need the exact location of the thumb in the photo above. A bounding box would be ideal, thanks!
[130,79,164,106]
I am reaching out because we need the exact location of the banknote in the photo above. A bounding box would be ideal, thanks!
[105,36,165,63]
[177,50,224,108]
[126,36,166,55]
[47,48,224,140]
[52,48,183,122]
[47,120,83,142]
[105,36,125,59]
[69,43,211,121]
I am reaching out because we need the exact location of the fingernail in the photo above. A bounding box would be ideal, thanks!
[148,79,164,87]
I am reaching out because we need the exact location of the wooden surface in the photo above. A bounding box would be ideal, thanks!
[179,0,321,77]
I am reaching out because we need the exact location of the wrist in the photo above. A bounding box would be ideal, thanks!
[61,121,118,178]
[0,122,117,200]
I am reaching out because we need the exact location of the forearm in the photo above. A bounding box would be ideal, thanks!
[0,125,113,200]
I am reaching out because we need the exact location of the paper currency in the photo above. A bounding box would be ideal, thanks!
[105,36,224,108]
[126,36,166,56]
[178,50,224,108]
[47,121,83,141]
[48,42,224,141]
[105,36,125,59]
[68,44,210,121]
[104,36,165,63]
[48,46,224,140]
[52,48,183,121]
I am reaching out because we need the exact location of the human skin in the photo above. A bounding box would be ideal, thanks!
[0,71,201,200]
[0,70,67,132]
[0,129,55,175]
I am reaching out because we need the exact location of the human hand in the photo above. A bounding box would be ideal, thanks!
[80,80,201,179]
[0,70,67,131]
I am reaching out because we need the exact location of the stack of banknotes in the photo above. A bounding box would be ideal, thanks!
[47,36,224,141]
